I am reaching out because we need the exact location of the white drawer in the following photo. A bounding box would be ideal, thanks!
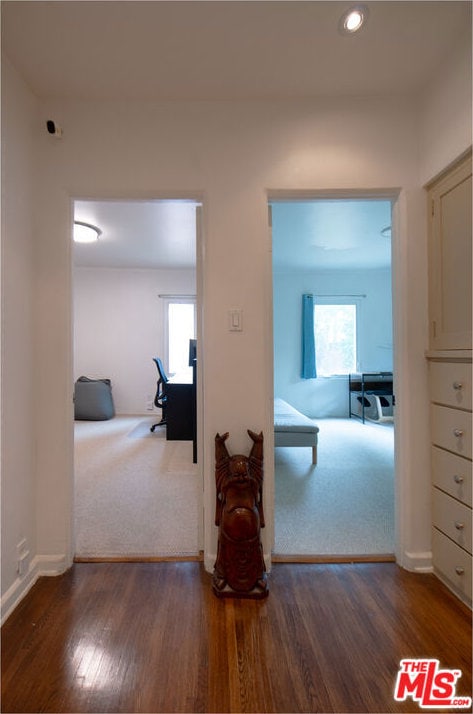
[432,488,472,554]
[430,362,472,410]
[431,404,472,459]
[432,527,472,602]
[432,446,472,507]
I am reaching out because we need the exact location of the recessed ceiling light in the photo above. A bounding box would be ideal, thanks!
[339,5,369,35]
[73,221,102,243]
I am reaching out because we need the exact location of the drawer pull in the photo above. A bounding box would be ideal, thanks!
[453,474,464,484]
[455,566,465,576]
[454,521,465,530]
[453,428,464,438]
[453,381,463,391]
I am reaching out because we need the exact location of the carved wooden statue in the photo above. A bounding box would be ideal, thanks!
[212,430,268,599]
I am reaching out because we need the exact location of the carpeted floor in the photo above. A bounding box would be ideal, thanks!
[74,416,200,559]
[274,417,395,556]
[74,415,394,560]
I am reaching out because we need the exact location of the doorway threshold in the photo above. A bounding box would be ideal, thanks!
[74,551,204,563]
[271,553,396,564]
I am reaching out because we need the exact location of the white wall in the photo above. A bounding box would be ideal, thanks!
[418,29,472,184]
[74,267,196,414]
[2,31,472,616]
[30,94,426,574]
[1,59,38,616]
[274,269,393,417]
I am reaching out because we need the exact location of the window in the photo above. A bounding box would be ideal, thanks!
[314,302,358,376]
[164,298,196,375]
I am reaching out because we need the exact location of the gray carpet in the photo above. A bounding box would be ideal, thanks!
[74,416,394,560]
[274,418,395,556]
[74,416,199,559]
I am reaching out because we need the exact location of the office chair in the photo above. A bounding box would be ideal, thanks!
[150,357,169,432]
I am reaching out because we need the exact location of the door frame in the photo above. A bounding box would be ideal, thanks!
[69,193,205,557]
[268,188,403,561]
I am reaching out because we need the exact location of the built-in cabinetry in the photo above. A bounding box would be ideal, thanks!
[428,151,472,350]
[430,358,472,605]
[426,150,472,607]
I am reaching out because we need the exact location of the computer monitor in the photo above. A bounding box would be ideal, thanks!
[188,339,197,366]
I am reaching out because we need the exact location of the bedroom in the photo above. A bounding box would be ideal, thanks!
[272,198,395,559]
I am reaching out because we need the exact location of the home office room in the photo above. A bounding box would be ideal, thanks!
[72,198,201,560]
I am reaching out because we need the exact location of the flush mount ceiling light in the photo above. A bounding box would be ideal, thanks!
[73,221,102,243]
[339,4,369,34]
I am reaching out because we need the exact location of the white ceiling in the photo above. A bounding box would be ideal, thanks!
[73,197,392,271]
[73,200,198,269]
[271,199,393,271]
[4,1,470,270]
[2,1,470,101]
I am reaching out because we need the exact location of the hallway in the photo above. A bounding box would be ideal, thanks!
[2,562,471,713]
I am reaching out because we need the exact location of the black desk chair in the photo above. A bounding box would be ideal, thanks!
[150,357,169,432]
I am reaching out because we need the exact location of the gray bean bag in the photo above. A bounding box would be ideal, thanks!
[74,376,115,420]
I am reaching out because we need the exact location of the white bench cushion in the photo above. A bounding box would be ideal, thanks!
[274,398,319,434]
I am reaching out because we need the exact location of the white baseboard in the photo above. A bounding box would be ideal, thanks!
[1,554,69,625]
[204,552,215,574]
[401,550,433,573]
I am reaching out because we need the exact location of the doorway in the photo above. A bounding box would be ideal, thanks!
[72,198,203,560]
[271,196,396,560]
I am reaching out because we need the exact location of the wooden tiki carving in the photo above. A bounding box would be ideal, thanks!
[212,430,268,599]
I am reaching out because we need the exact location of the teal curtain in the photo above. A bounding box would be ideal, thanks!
[301,294,317,379]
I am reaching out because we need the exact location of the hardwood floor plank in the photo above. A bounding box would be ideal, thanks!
[2,562,471,713]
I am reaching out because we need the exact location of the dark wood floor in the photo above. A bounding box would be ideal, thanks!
[2,562,471,713]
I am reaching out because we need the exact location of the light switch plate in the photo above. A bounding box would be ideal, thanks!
[228,309,242,331]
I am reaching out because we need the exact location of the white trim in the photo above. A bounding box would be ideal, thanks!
[269,190,401,563]
[402,551,433,573]
[158,294,196,299]
[391,189,432,572]
[70,193,205,567]
[1,554,69,625]
[204,551,216,573]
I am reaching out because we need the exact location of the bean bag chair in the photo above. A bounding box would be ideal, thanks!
[74,376,115,421]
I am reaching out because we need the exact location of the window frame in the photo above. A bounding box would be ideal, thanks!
[163,296,197,376]
[313,296,362,377]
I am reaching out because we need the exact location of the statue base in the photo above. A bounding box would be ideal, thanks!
[212,573,269,600]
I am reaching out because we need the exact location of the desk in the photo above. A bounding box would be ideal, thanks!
[349,372,393,423]
[166,364,197,462]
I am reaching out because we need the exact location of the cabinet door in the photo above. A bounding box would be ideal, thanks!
[428,152,472,350]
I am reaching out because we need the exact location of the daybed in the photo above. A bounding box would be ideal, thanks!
[274,398,319,465]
